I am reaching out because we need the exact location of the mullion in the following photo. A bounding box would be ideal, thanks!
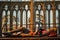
[10,5,13,31]
[48,10,50,28]
[16,10,18,29]
[20,9,23,27]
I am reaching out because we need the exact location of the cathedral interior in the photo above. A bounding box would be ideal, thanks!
[0,0,60,40]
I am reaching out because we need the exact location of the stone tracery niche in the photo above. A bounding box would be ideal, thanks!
[22,4,30,29]
[2,5,10,37]
[35,4,44,31]
[46,4,54,28]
